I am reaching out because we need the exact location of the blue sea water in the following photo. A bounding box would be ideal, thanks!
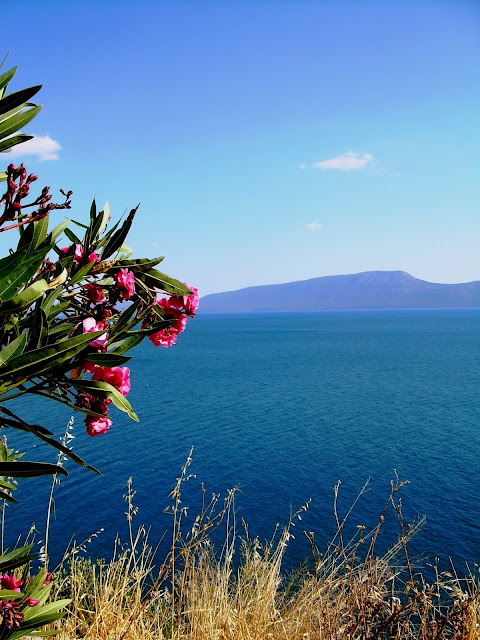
[3,309,480,576]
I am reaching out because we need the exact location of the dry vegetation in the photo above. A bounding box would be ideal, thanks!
[45,456,478,640]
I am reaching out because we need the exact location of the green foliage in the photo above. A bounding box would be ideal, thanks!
[0,58,197,637]
[0,59,42,181]
[0,545,70,639]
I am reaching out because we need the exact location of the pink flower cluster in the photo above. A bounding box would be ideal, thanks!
[82,317,109,348]
[114,268,135,300]
[60,244,99,264]
[0,574,40,629]
[79,364,131,437]
[145,284,199,348]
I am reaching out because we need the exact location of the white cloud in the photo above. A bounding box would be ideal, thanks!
[298,163,307,169]
[151,241,159,247]
[306,222,323,230]
[8,135,61,161]
[312,151,374,171]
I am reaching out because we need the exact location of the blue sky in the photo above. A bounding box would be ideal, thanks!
[2,0,479,295]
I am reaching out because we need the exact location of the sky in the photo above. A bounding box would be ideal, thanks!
[1,0,479,295]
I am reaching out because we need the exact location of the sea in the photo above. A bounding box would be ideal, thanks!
[3,308,480,578]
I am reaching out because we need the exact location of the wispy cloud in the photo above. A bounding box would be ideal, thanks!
[306,222,323,230]
[312,151,374,171]
[8,135,61,161]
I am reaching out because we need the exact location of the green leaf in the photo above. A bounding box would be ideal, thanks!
[0,478,16,491]
[0,414,101,474]
[86,353,132,367]
[110,300,140,338]
[95,276,114,286]
[31,217,49,250]
[0,490,17,503]
[0,245,51,302]
[0,279,49,316]
[0,66,17,94]
[0,545,36,572]
[136,269,192,296]
[89,198,97,222]
[0,461,68,478]
[96,202,110,238]
[0,440,7,461]
[0,589,24,599]
[0,104,42,140]
[0,86,42,116]
[33,431,101,474]
[0,331,104,379]
[68,261,93,286]
[49,219,70,243]
[0,133,33,153]
[46,300,70,320]
[41,288,62,316]
[116,256,165,272]
[0,333,27,366]
[63,227,81,245]
[132,319,172,335]
[101,205,139,260]
[70,379,139,421]
[108,334,144,355]
[22,599,71,623]
[26,306,47,350]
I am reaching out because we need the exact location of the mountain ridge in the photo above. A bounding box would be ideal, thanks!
[199,271,480,312]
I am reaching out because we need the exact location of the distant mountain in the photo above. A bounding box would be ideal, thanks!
[200,271,480,312]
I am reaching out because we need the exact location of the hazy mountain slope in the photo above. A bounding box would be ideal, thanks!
[200,271,480,312]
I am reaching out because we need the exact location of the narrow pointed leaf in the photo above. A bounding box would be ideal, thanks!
[86,353,132,367]
[50,219,70,242]
[108,334,144,355]
[0,332,26,366]
[0,66,16,93]
[101,205,139,260]
[70,379,139,421]
[136,269,192,296]
[0,104,42,140]
[0,86,42,116]
[116,256,165,271]
[0,279,48,315]
[63,227,82,245]
[0,461,68,478]
[0,133,33,152]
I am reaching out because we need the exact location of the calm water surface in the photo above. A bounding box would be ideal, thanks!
[5,309,480,574]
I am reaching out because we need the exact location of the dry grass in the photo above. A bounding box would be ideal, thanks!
[48,457,479,640]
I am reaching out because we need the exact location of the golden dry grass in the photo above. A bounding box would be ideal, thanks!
[48,461,479,640]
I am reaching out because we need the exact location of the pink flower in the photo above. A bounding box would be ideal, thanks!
[85,415,112,437]
[82,317,108,348]
[85,283,106,304]
[146,308,187,348]
[0,574,23,592]
[114,268,135,300]
[92,366,131,397]
[25,598,40,607]
[59,245,98,263]
[183,284,199,315]
[157,284,199,317]
[148,329,179,348]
